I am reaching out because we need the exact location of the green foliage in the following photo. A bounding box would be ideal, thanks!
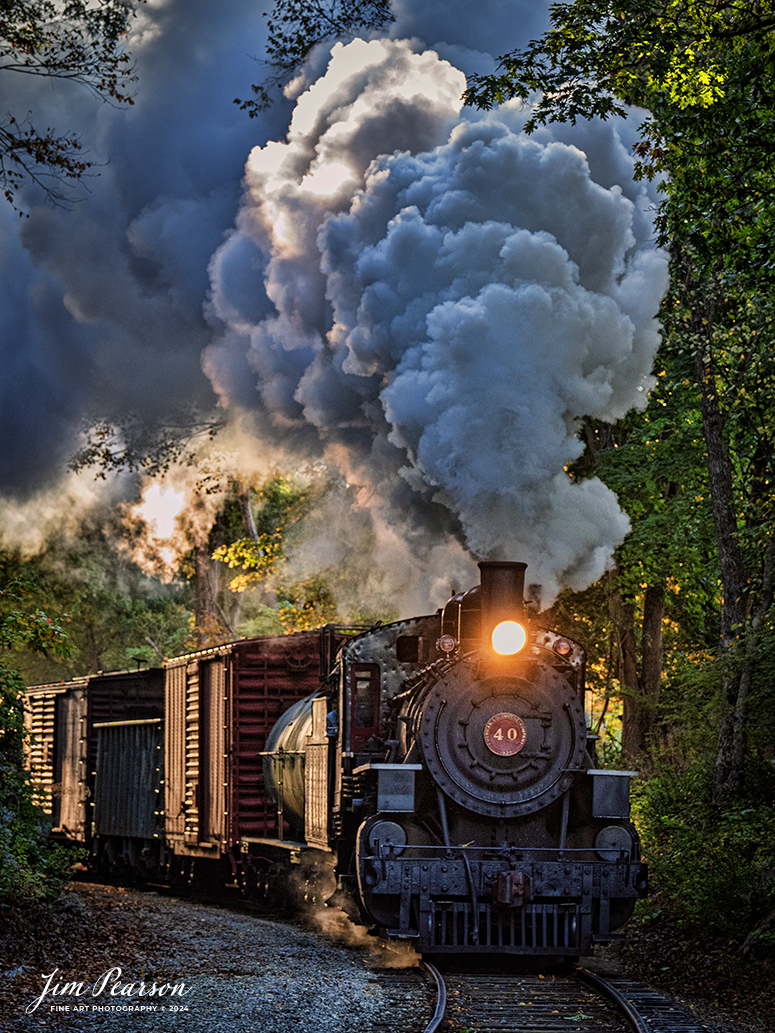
[0,557,71,657]
[214,533,286,593]
[253,472,312,536]
[274,570,398,633]
[0,736,77,904]
[235,0,394,114]
[548,581,619,747]
[276,573,339,632]
[1,0,144,210]
[746,619,775,757]
[232,470,402,633]
[214,473,314,594]
[6,513,192,682]
[634,762,775,939]
[222,491,388,630]
[587,352,721,647]
[236,603,287,639]
[652,605,775,773]
[464,0,775,134]
[0,573,76,905]
[653,651,725,766]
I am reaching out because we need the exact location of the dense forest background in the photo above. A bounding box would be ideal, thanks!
[1,0,773,1004]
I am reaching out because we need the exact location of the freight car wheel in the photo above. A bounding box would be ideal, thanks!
[299,859,337,905]
[239,856,271,900]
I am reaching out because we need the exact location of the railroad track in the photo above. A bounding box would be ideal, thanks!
[419,963,734,1033]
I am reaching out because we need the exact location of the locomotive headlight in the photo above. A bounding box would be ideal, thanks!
[491,620,527,655]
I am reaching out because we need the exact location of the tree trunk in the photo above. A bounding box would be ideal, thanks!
[84,624,102,674]
[691,332,748,647]
[607,569,664,764]
[607,574,638,759]
[639,583,665,742]
[194,544,225,647]
[678,258,751,802]
[236,483,260,541]
[713,535,775,798]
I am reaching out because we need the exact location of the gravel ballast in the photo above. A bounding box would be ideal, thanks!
[0,883,432,1033]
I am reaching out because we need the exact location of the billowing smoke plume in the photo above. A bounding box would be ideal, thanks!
[0,0,668,610]
[205,39,668,604]
[0,0,282,499]
[1,0,546,504]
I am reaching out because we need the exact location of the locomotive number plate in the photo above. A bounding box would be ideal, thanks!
[483,713,527,756]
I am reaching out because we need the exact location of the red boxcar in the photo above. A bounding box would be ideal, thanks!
[162,626,361,882]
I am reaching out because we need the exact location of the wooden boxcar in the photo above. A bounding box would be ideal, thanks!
[92,718,165,874]
[23,669,164,843]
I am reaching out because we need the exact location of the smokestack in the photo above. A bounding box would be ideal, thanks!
[478,561,526,624]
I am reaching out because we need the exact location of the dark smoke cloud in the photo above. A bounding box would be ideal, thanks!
[388,0,549,71]
[0,0,281,498]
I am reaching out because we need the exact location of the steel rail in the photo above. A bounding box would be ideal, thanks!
[577,967,650,1033]
[419,961,447,1033]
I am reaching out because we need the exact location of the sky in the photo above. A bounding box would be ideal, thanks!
[0,0,668,610]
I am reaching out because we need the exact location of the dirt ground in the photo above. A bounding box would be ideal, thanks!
[611,911,775,1031]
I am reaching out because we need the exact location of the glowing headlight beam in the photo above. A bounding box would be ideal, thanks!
[491,620,527,655]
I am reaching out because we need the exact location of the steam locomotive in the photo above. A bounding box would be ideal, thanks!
[24,561,647,957]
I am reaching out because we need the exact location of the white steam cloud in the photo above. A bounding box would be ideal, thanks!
[205,38,668,603]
